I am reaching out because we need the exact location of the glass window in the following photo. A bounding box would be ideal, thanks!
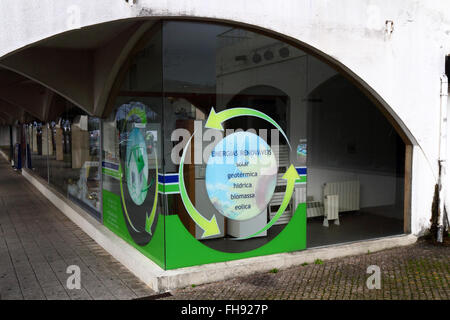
[29,122,49,181]
[161,21,308,269]
[42,100,102,219]
[102,24,165,268]
[305,69,405,247]
[66,115,101,215]
[100,20,406,269]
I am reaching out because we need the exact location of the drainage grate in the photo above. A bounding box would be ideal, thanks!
[133,292,173,300]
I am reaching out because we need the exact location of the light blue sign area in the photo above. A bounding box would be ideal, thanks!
[205,131,278,222]
[125,127,149,206]
[297,143,307,156]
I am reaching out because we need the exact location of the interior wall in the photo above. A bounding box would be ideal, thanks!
[307,167,397,208]
[306,74,404,214]
[212,33,405,214]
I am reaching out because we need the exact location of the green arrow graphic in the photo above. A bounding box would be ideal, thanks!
[119,164,140,233]
[119,107,158,237]
[233,164,300,240]
[205,107,291,149]
[145,151,159,235]
[179,132,220,238]
[126,108,147,124]
[119,157,159,235]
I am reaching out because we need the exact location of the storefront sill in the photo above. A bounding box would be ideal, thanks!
[158,233,417,292]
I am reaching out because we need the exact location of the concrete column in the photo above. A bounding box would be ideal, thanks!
[32,126,38,153]
[55,126,64,161]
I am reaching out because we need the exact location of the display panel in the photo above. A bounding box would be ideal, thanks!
[43,99,102,219]
[162,21,307,268]
[101,25,166,268]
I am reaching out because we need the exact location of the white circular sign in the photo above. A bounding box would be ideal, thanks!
[205,131,278,221]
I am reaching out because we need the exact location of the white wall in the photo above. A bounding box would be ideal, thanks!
[307,167,397,208]
[306,71,405,212]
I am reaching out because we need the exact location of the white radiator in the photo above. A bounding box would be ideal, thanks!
[307,201,324,217]
[323,194,340,227]
[294,187,306,206]
[268,145,293,225]
[323,180,360,212]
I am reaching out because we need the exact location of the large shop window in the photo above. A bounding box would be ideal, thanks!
[305,74,405,247]
[162,21,307,260]
[102,20,406,269]
[102,26,166,267]
[28,122,48,181]
[26,99,102,220]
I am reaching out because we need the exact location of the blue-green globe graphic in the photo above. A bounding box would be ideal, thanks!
[205,131,278,221]
[125,127,149,206]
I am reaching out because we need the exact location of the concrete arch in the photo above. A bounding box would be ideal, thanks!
[93,16,416,147]
[0,111,13,125]
[0,20,157,117]
[0,100,24,122]
[1,1,446,148]
[0,14,417,144]
[0,80,53,121]
[2,1,441,148]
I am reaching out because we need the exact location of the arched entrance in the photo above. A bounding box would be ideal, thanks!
[3,16,412,269]
[306,74,406,247]
[101,19,412,268]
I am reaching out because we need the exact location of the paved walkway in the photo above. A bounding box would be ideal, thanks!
[163,239,449,300]
[0,159,156,300]
[1,157,448,301]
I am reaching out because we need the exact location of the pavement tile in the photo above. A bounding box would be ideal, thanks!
[66,287,92,300]
[0,160,151,300]
[42,285,70,300]
[162,239,449,300]
[0,287,23,300]
[22,286,46,300]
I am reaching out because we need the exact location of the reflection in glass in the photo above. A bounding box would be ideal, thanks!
[162,20,405,253]
[27,101,102,220]
[29,122,48,181]
[163,21,307,253]
[101,24,165,267]
[22,19,407,269]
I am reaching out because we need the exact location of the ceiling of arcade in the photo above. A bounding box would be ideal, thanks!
[0,19,155,125]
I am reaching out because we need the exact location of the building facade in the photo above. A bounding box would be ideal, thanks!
[0,0,449,287]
